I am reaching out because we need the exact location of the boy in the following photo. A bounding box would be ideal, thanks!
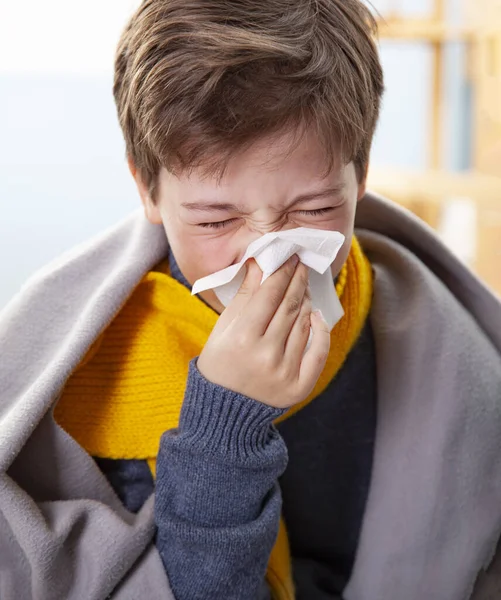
[1,1,500,599]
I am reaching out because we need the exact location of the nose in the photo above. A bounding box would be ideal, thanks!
[234,222,299,263]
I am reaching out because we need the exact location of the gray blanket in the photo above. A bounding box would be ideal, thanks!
[1,192,500,600]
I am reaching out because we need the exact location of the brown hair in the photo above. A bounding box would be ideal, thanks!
[113,0,384,199]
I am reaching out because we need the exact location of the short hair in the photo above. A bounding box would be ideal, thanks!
[113,0,384,199]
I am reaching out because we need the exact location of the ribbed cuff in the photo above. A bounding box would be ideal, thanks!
[178,359,287,462]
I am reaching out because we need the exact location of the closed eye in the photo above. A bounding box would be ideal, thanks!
[198,218,239,229]
[198,207,334,229]
[296,207,334,216]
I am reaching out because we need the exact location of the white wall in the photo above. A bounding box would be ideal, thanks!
[0,0,469,308]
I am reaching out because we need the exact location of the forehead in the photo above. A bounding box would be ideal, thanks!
[163,129,345,195]
[237,128,338,173]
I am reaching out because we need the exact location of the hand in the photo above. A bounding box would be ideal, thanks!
[197,255,331,408]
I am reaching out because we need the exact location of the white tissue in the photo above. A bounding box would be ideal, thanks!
[192,228,345,331]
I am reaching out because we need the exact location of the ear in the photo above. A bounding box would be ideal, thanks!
[357,180,367,202]
[127,157,163,225]
[356,164,368,202]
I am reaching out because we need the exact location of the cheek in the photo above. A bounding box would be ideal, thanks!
[330,232,353,279]
[326,203,357,278]
[167,230,237,285]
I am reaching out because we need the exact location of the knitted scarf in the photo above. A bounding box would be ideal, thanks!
[54,235,373,599]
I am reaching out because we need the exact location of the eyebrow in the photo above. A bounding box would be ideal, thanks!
[181,184,346,213]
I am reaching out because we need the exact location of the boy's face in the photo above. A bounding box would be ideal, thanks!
[133,129,366,314]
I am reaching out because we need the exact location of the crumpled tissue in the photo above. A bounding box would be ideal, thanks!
[192,227,345,331]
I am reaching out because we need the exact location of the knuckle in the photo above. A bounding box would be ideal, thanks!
[234,330,252,349]
[285,296,302,316]
[277,360,294,381]
[259,346,280,371]
[267,289,284,307]
[237,283,252,296]
[300,313,311,335]
[320,320,331,334]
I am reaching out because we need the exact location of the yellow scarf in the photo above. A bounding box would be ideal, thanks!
[54,235,373,599]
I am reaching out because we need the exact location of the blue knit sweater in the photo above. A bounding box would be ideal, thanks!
[94,253,377,599]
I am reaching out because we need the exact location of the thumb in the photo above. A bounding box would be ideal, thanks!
[238,258,262,296]
[212,258,262,332]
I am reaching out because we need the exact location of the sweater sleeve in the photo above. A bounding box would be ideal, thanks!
[154,358,288,600]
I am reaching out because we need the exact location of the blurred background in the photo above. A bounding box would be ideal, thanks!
[0,0,500,308]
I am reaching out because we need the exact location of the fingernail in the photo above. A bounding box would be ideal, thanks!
[291,254,299,266]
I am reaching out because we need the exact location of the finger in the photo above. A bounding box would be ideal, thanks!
[265,262,310,347]
[283,292,312,368]
[213,259,262,331]
[238,258,263,296]
[240,254,300,336]
[298,310,331,396]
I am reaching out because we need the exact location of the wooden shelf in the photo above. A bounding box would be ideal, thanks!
[367,167,501,296]
[369,2,501,295]
[368,167,501,208]
[376,18,472,42]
